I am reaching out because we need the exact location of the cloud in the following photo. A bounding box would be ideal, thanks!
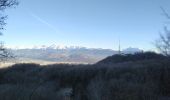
[29,12,58,33]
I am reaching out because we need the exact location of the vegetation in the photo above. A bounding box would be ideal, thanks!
[155,7,170,56]
[0,0,18,62]
[97,52,166,64]
[155,26,170,56]
[0,52,169,100]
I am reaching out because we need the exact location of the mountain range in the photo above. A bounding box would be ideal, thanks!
[10,45,143,64]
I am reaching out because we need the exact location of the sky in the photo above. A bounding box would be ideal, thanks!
[1,0,170,50]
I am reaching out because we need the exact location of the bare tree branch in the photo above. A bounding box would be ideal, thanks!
[0,0,18,62]
[160,7,170,19]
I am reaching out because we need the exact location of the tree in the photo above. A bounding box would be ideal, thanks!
[155,27,170,56]
[0,42,15,62]
[155,8,170,56]
[0,0,18,62]
[0,0,18,31]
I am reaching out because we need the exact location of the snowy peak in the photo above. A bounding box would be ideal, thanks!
[31,45,86,50]
[123,47,143,54]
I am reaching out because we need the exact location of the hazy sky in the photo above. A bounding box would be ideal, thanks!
[1,0,170,50]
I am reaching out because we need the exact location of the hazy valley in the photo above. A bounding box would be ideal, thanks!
[10,45,142,64]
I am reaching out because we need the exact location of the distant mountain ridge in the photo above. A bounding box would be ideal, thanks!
[122,47,143,54]
[10,45,143,64]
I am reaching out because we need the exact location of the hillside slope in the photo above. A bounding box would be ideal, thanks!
[0,52,169,100]
[97,52,166,64]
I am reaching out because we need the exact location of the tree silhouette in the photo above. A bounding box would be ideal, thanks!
[0,0,18,62]
[155,8,170,56]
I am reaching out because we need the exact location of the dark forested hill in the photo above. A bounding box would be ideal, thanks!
[97,52,166,64]
[0,52,170,100]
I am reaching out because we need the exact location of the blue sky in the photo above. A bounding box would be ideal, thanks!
[1,0,170,50]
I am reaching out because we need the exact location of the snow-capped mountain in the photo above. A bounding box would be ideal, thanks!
[123,47,143,54]
[10,45,143,64]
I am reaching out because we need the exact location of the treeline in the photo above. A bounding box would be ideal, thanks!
[0,52,170,100]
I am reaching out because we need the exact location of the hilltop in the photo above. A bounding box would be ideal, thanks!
[97,52,166,64]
